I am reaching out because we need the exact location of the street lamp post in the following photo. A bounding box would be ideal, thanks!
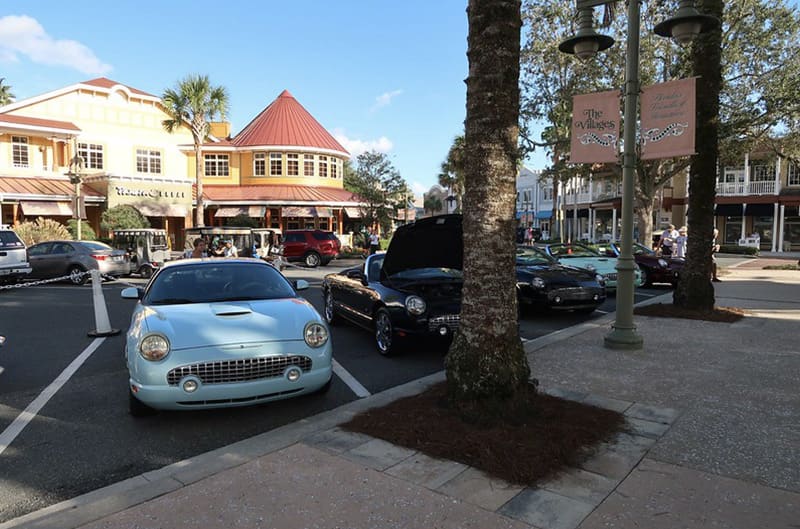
[66,140,84,241]
[559,0,717,350]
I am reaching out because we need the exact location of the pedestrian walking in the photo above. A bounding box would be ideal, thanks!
[675,226,688,258]
[368,229,380,255]
[712,228,721,282]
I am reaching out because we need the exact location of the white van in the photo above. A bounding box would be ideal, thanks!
[0,227,32,284]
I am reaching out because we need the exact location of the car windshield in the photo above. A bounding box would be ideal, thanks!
[144,262,296,305]
[79,241,114,251]
[548,244,600,258]
[631,243,655,256]
[516,246,555,266]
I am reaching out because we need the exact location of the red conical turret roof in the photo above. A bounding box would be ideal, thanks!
[232,90,348,154]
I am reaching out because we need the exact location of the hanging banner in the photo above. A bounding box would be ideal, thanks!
[569,90,620,164]
[640,77,696,160]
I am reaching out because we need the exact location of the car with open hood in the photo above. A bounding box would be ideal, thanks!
[537,241,643,290]
[321,215,462,355]
[121,258,332,415]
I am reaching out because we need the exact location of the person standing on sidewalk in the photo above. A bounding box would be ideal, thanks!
[368,229,381,255]
[675,226,688,258]
[712,228,721,282]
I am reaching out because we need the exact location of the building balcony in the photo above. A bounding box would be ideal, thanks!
[715,180,777,196]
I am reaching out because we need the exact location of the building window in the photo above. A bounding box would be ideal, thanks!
[204,154,229,177]
[254,152,266,176]
[788,163,800,186]
[542,187,553,201]
[270,153,282,176]
[77,142,104,170]
[136,149,162,174]
[723,216,743,244]
[304,154,315,176]
[287,153,299,176]
[751,164,774,181]
[330,158,338,179]
[319,156,328,178]
[12,136,29,168]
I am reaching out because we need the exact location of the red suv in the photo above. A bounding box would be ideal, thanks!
[283,230,341,267]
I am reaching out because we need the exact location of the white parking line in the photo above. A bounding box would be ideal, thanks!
[0,338,105,456]
[636,292,660,297]
[332,358,371,398]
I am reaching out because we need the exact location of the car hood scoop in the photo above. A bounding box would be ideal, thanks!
[211,304,253,317]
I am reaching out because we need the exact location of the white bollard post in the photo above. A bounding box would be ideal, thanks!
[88,269,120,337]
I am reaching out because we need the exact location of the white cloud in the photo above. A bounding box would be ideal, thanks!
[370,89,403,113]
[0,15,112,76]
[333,129,394,158]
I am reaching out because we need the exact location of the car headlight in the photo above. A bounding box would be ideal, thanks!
[304,322,329,348]
[140,334,170,361]
[595,274,606,285]
[531,277,546,289]
[658,258,668,268]
[405,295,427,315]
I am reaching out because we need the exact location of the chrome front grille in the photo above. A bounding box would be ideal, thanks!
[550,287,593,301]
[167,355,312,386]
[428,314,460,332]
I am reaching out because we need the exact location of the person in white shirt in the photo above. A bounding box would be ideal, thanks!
[223,240,238,258]
[368,230,380,255]
[674,226,688,258]
[658,224,679,256]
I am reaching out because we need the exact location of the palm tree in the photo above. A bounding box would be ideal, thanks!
[0,78,15,106]
[438,134,466,211]
[423,195,443,216]
[161,75,229,227]
[444,0,530,420]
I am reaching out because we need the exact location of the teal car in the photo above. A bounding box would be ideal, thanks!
[537,242,643,290]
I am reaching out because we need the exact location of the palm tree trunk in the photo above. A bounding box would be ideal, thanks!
[195,145,205,227]
[445,0,530,419]
[673,0,722,310]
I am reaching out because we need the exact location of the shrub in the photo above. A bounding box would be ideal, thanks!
[224,214,260,228]
[719,244,759,256]
[13,217,70,245]
[101,205,150,232]
[67,219,97,240]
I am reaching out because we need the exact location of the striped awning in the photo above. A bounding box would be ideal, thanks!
[20,200,74,216]
[214,206,266,218]
[343,207,361,218]
[281,206,332,218]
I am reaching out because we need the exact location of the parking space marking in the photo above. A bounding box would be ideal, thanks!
[635,292,660,298]
[0,338,105,456]
[332,358,371,398]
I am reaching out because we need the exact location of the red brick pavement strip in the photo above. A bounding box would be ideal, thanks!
[733,258,799,270]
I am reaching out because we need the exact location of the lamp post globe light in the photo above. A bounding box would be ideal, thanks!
[559,0,718,350]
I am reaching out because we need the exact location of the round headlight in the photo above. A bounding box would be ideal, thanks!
[405,295,427,315]
[595,274,606,285]
[140,334,170,361]
[531,277,546,289]
[304,322,329,348]
[658,258,668,268]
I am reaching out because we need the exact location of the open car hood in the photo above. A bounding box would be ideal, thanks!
[381,214,463,279]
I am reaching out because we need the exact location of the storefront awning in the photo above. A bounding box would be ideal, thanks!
[136,204,189,217]
[745,203,775,217]
[536,210,553,219]
[214,206,266,218]
[343,207,362,218]
[282,206,315,218]
[314,207,332,218]
[20,200,74,216]
[715,203,744,216]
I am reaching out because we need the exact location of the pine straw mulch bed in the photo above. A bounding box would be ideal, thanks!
[634,303,747,322]
[340,381,625,486]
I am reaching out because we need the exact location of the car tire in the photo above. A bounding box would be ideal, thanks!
[323,289,340,325]
[139,266,153,279]
[129,390,156,417]
[68,265,88,285]
[640,268,651,287]
[375,308,398,356]
[304,252,321,268]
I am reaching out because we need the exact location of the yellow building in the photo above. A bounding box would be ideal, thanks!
[0,78,195,246]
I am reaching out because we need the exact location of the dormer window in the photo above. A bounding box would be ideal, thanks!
[287,153,299,176]
[319,156,328,178]
[270,153,282,176]
[254,152,266,176]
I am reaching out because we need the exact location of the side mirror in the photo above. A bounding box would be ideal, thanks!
[121,287,143,300]
[0,336,5,347]
[294,279,309,291]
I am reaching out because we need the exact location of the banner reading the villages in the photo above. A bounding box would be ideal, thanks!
[569,90,620,164]
[640,77,696,160]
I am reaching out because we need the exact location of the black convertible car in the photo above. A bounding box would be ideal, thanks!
[515,245,606,313]
[322,215,462,356]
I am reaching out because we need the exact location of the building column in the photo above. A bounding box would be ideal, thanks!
[611,208,618,241]
[741,203,747,242]
[12,203,19,227]
[775,157,782,195]
[771,203,779,252]
[778,204,786,252]
[743,152,750,194]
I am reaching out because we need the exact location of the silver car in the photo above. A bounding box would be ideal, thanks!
[0,227,32,284]
[27,240,131,285]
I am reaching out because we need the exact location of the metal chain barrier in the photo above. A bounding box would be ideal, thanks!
[0,270,91,290]
[99,273,142,289]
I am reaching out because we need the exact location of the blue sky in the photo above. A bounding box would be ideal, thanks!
[0,1,549,198]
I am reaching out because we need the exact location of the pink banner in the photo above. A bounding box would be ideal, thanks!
[569,90,620,164]
[640,77,696,160]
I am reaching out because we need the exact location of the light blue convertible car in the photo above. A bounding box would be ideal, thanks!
[121,258,332,416]
[537,242,643,291]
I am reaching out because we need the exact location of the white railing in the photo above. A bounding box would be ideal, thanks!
[715,180,777,196]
